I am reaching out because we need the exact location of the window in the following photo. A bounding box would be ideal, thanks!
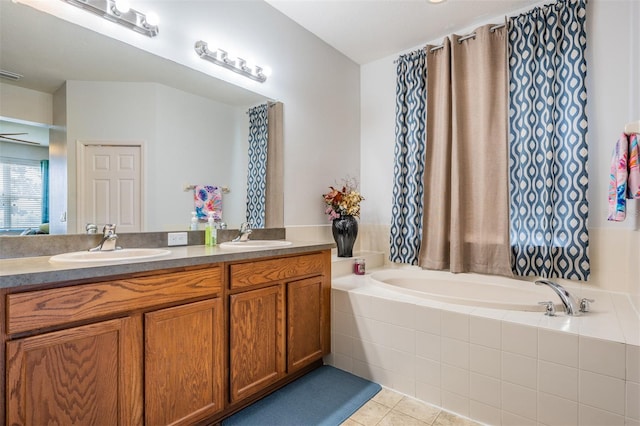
[0,157,43,230]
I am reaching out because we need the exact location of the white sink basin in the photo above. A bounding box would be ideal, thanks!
[50,248,171,263]
[219,240,293,250]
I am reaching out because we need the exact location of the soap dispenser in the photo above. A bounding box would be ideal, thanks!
[205,212,217,246]
[190,211,198,231]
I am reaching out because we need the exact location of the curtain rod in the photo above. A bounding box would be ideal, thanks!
[428,23,505,53]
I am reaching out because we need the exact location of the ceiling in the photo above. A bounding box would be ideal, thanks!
[265,0,541,64]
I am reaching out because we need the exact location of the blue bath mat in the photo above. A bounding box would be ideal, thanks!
[222,365,381,426]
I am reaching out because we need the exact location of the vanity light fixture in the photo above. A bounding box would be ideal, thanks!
[60,0,159,37]
[194,40,270,83]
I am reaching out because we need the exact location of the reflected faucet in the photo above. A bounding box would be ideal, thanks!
[232,222,253,242]
[535,279,579,316]
[90,224,120,251]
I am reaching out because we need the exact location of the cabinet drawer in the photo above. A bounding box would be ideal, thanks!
[7,267,222,335]
[230,253,325,289]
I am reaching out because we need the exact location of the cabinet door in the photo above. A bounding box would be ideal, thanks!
[6,317,142,426]
[145,298,224,426]
[229,285,285,403]
[287,276,328,372]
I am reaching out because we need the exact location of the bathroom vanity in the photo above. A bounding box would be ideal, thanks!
[0,242,332,425]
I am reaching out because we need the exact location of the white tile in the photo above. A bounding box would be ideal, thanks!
[415,356,440,387]
[332,310,355,336]
[441,364,469,397]
[579,336,626,379]
[627,381,640,421]
[470,400,502,426]
[414,304,441,335]
[390,349,415,377]
[579,403,625,426]
[579,370,626,415]
[353,340,390,368]
[538,360,578,401]
[469,372,501,408]
[502,351,537,389]
[501,410,536,426]
[537,392,578,426]
[416,331,440,361]
[349,292,375,318]
[470,344,501,379]
[627,344,640,383]
[502,322,537,357]
[470,316,502,349]
[391,374,416,398]
[333,332,353,356]
[390,325,415,354]
[333,289,353,313]
[579,314,626,343]
[356,317,393,345]
[441,310,469,342]
[538,328,579,367]
[441,337,469,369]
[626,417,640,426]
[329,352,352,372]
[371,297,415,328]
[441,390,469,417]
[502,382,537,421]
[415,380,441,407]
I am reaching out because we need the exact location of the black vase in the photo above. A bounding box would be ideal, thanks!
[332,215,358,257]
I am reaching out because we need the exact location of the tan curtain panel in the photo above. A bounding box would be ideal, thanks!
[419,24,512,277]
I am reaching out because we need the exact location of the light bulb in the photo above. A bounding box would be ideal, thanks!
[261,66,273,77]
[145,11,159,26]
[114,0,130,14]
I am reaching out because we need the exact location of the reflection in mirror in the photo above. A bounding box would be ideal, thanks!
[0,2,282,236]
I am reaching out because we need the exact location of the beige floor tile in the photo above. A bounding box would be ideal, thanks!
[350,400,392,426]
[378,410,431,426]
[372,388,404,408]
[393,396,441,424]
[432,411,482,426]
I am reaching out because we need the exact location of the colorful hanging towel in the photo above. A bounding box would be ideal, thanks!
[194,185,222,221]
[628,133,640,199]
[607,134,628,221]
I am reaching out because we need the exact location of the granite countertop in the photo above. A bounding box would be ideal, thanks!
[0,241,334,289]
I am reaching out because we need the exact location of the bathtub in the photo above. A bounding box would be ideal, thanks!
[369,269,560,311]
[329,267,640,426]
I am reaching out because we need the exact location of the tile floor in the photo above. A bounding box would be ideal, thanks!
[342,388,482,426]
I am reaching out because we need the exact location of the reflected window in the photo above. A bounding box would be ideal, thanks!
[0,157,43,230]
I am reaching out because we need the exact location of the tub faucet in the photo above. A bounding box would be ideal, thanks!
[535,279,579,316]
[90,224,119,251]
[232,222,253,242]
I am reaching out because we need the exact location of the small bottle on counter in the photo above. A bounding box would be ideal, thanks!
[190,211,198,231]
[353,258,365,275]
[205,212,217,246]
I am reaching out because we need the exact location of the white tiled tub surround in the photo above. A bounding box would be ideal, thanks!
[327,270,640,426]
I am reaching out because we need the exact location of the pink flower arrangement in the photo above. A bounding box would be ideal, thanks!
[322,177,364,220]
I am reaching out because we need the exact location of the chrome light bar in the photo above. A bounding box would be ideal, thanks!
[60,0,159,37]
[194,40,268,83]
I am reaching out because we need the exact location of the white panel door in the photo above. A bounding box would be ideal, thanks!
[80,145,141,233]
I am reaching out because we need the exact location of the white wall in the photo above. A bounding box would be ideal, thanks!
[360,0,640,295]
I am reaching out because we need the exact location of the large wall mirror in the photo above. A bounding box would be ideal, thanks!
[0,2,282,236]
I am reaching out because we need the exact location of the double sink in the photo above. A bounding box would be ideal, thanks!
[49,241,293,264]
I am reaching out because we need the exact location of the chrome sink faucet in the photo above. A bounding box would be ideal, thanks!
[535,279,593,316]
[232,222,253,242]
[90,224,119,251]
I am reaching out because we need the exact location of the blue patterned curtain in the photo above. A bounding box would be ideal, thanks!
[40,160,49,224]
[246,104,268,228]
[508,0,590,280]
[389,50,427,265]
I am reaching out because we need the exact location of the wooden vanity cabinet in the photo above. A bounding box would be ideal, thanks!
[228,251,331,404]
[4,265,224,426]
